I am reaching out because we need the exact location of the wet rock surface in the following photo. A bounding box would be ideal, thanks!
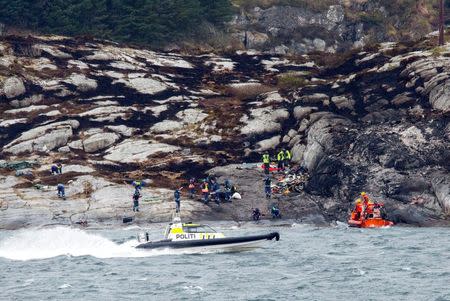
[0,34,449,229]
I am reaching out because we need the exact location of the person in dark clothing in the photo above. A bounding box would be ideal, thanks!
[57,163,63,174]
[133,190,141,212]
[252,208,261,221]
[188,178,196,199]
[224,179,232,202]
[271,205,281,219]
[264,176,272,199]
[174,188,182,213]
[51,165,59,175]
[212,181,221,205]
[57,183,65,198]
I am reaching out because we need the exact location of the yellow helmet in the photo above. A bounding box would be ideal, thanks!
[361,192,366,196]
[355,198,362,204]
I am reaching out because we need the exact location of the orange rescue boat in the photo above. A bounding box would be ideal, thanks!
[348,218,393,228]
[348,204,394,228]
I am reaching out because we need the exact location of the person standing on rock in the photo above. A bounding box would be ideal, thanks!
[132,190,141,212]
[262,151,270,174]
[57,183,65,199]
[284,149,292,168]
[224,179,232,202]
[201,180,209,204]
[57,163,63,174]
[174,187,182,213]
[277,149,285,171]
[212,180,221,205]
[188,178,196,199]
[264,176,272,199]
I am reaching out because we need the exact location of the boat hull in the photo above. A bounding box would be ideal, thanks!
[136,232,280,251]
[348,218,393,228]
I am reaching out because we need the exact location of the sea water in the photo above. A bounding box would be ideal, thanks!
[0,224,449,301]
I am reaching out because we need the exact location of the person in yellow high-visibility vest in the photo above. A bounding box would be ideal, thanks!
[284,149,292,168]
[262,152,270,174]
[277,149,285,171]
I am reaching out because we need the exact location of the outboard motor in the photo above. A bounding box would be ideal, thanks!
[137,232,150,243]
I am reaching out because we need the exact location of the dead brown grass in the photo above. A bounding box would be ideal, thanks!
[225,84,275,100]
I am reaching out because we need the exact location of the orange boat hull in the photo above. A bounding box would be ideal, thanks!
[348,218,393,228]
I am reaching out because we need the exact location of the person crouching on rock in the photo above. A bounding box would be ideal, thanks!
[57,183,65,198]
[174,187,182,213]
[201,180,209,204]
[132,180,143,192]
[133,190,141,212]
[51,164,59,175]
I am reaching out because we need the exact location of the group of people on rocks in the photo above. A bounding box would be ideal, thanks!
[351,192,386,221]
[49,163,66,199]
[262,149,292,174]
[252,204,281,221]
[130,176,239,214]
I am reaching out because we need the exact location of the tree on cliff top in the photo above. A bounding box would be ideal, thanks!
[0,0,234,47]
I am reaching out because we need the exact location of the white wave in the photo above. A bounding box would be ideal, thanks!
[0,227,173,261]
[58,284,72,289]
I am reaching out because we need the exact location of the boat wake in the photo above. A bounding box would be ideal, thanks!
[0,227,175,261]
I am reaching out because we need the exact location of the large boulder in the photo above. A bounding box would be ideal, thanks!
[104,139,180,163]
[83,132,120,153]
[428,80,450,112]
[240,107,289,135]
[64,74,98,92]
[2,77,26,99]
[3,120,79,155]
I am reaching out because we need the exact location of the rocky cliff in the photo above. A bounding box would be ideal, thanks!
[0,34,448,229]
[226,0,436,54]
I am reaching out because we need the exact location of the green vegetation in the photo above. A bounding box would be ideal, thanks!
[0,0,234,47]
[277,73,308,90]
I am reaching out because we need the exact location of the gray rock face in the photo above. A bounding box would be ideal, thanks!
[0,34,449,228]
[83,132,120,153]
[3,120,79,154]
[104,139,180,163]
[240,107,289,135]
[428,80,450,112]
[64,74,98,92]
[3,77,26,99]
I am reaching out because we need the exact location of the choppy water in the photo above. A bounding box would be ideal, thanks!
[0,223,449,301]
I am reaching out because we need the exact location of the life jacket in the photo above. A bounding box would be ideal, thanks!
[201,183,209,193]
[355,201,363,213]
[277,151,285,161]
[262,154,270,164]
[366,201,374,214]
[284,150,292,160]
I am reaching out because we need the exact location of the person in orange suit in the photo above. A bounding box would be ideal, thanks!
[351,199,364,220]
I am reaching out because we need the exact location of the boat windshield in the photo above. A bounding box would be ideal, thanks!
[183,225,216,233]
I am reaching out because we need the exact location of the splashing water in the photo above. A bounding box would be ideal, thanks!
[0,227,165,261]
